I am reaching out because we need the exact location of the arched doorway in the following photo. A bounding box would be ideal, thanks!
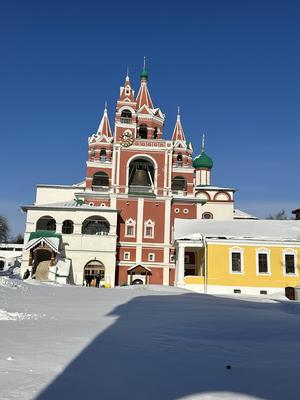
[32,248,53,281]
[84,260,105,287]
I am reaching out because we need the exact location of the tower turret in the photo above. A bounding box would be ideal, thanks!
[193,134,213,185]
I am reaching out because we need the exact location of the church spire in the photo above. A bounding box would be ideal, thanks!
[171,106,186,141]
[119,70,135,102]
[97,102,112,137]
[136,57,154,109]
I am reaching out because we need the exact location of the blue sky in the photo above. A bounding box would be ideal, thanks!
[1,0,299,235]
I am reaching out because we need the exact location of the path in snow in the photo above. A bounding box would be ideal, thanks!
[1,278,300,400]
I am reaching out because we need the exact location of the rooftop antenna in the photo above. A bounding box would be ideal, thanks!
[177,106,180,120]
[143,56,146,70]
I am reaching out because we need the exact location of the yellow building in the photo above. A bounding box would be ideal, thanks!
[174,219,300,296]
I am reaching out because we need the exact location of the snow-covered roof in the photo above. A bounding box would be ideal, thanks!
[174,219,300,242]
[22,201,118,212]
[234,209,258,220]
[26,237,60,253]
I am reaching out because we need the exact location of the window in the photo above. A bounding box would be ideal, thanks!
[202,212,213,219]
[121,109,132,123]
[36,216,56,231]
[124,252,130,261]
[260,290,267,295]
[176,153,183,166]
[82,216,110,235]
[170,255,175,263]
[234,289,241,294]
[174,208,180,214]
[230,251,242,273]
[171,176,187,192]
[138,124,148,139]
[62,220,74,234]
[125,219,136,237]
[144,220,154,238]
[183,208,189,214]
[92,171,109,190]
[100,149,106,162]
[284,253,296,275]
[257,250,270,274]
[148,253,155,261]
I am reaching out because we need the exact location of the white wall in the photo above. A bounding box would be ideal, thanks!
[35,186,85,205]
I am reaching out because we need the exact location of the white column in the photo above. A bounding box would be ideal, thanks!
[175,244,185,286]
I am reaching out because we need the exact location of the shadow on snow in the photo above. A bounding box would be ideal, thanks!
[35,291,300,400]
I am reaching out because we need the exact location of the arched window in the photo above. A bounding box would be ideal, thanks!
[82,216,110,235]
[62,220,74,234]
[121,109,132,123]
[100,148,106,162]
[171,176,187,192]
[153,127,158,139]
[36,216,56,231]
[202,212,213,220]
[138,124,148,139]
[92,171,109,191]
[128,157,155,193]
[177,153,183,166]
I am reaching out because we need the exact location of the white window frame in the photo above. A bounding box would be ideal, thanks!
[282,249,297,276]
[124,251,130,261]
[125,218,136,238]
[148,253,155,262]
[256,248,271,275]
[144,219,155,238]
[229,247,244,274]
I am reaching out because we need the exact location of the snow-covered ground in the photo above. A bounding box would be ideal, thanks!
[1,278,300,400]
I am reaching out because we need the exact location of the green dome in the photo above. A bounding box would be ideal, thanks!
[193,151,213,169]
[140,68,148,80]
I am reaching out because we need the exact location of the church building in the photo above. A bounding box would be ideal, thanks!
[20,63,241,286]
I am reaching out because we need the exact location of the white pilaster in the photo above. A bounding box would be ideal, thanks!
[175,243,185,286]
[136,197,144,262]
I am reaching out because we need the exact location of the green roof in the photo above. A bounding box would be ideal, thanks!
[193,151,213,169]
[140,68,148,80]
[29,231,62,241]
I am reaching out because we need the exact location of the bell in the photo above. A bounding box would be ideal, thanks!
[130,169,151,186]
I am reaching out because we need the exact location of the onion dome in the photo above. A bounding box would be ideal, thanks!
[193,134,213,169]
[193,151,213,169]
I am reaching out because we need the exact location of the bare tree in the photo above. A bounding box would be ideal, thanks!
[0,215,9,242]
[266,210,288,220]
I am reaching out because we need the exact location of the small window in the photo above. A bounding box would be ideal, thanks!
[89,202,94,206]
[176,153,183,166]
[202,212,213,219]
[257,252,269,274]
[231,252,242,273]
[170,255,175,262]
[148,253,155,261]
[138,124,148,139]
[145,226,153,237]
[285,254,296,275]
[234,289,241,294]
[174,208,180,214]
[183,208,189,214]
[124,252,130,261]
[100,149,106,162]
[62,220,74,234]
[260,290,267,295]
[125,219,136,237]
[144,220,154,238]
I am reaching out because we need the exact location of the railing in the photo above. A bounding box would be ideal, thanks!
[120,117,132,124]
[91,185,109,192]
[129,185,154,194]
[89,158,111,163]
